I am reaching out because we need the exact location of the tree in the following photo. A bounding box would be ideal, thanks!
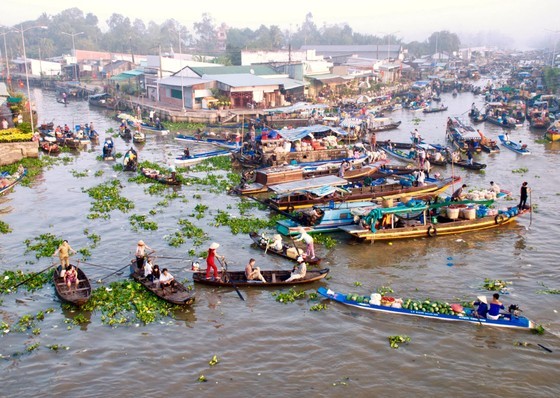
[428,31,460,55]
[193,13,218,55]
[543,67,560,94]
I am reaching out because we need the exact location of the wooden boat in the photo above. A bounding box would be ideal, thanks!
[248,232,321,265]
[102,138,115,160]
[0,168,26,196]
[498,135,531,155]
[40,140,61,154]
[132,131,146,143]
[123,147,138,171]
[119,126,132,140]
[141,167,181,185]
[480,140,500,153]
[88,93,116,109]
[379,142,447,167]
[174,149,233,167]
[368,117,401,132]
[450,159,487,170]
[53,265,92,306]
[131,120,170,134]
[129,262,195,305]
[317,287,536,331]
[545,122,560,141]
[266,175,460,211]
[192,267,329,287]
[175,134,239,150]
[339,204,528,242]
[423,105,448,113]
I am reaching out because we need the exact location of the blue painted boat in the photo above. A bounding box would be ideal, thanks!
[174,149,234,166]
[175,134,239,150]
[317,287,536,331]
[498,135,531,155]
[0,168,26,196]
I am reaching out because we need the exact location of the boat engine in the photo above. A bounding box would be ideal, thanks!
[508,304,521,318]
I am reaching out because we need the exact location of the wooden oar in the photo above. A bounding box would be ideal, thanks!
[79,260,118,271]
[218,257,245,301]
[96,262,131,284]
[13,262,56,289]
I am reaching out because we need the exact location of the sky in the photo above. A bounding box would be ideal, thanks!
[2,0,560,48]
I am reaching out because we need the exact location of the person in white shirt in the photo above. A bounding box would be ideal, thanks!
[271,234,284,251]
[490,181,501,194]
[159,268,177,291]
[285,256,307,282]
[295,227,315,259]
[144,257,154,280]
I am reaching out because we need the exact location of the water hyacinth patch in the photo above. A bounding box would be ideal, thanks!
[0,220,12,234]
[82,280,189,326]
[213,210,281,234]
[482,278,510,292]
[129,214,159,231]
[24,233,64,259]
[84,179,135,219]
[272,288,307,303]
[389,335,410,349]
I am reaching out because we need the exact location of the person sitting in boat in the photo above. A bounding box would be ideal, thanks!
[285,256,307,282]
[520,141,527,150]
[487,293,505,320]
[271,234,284,252]
[504,132,510,142]
[451,184,467,202]
[159,268,177,292]
[143,257,154,281]
[245,258,266,283]
[151,265,161,287]
[466,150,473,166]
[490,181,501,194]
[183,147,191,158]
[64,264,79,291]
[472,295,489,318]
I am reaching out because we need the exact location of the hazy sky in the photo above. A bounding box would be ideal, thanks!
[3,0,559,47]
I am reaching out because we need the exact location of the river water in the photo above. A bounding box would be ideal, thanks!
[1,88,559,397]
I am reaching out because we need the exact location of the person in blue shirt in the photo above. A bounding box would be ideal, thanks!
[487,293,505,320]
[472,295,488,318]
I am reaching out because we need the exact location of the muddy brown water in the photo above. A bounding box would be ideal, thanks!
[1,88,559,397]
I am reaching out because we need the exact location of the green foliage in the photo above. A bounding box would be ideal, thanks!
[129,214,159,231]
[0,268,55,293]
[70,169,89,178]
[313,234,337,249]
[512,168,528,174]
[272,288,307,303]
[537,282,560,294]
[531,324,546,335]
[165,218,208,247]
[24,233,64,259]
[483,278,510,292]
[377,286,394,296]
[84,179,134,219]
[310,303,328,311]
[213,210,279,234]
[0,220,12,234]
[82,281,185,326]
[388,335,410,349]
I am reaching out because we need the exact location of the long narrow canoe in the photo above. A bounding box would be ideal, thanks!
[249,232,322,265]
[175,134,239,150]
[498,135,531,155]
[129,262,195,305]
[174,149,233,166]
[53,265,92,306]
[0,168,26,196]
[192,268,329,287]
[318,287,536,330]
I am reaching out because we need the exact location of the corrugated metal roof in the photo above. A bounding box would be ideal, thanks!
[261,77,306,90]
[158,76,213,87]
[301,44,401,52]
[190,65,278,76]
[203,73,278,88]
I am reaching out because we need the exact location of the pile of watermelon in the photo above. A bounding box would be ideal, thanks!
[402,299,465,315]
[345,293,370,303]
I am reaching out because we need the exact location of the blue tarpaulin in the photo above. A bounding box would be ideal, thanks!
[275,125,347,142]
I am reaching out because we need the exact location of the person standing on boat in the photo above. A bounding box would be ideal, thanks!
[245,258,266,283]
[206,242,223,280]
[135,240,154,270]
[53,240,77,270]
[472,295,489,318]
[149,110,155,123]
[370,132,377,151]
[295,227,315,260]
[518,182,530,210]
[487,293,505,320]
[466,150,473,166]
[285,256,307,282]
[423,158,431,179]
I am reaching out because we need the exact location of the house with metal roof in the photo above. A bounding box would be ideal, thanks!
[300,45,403,64]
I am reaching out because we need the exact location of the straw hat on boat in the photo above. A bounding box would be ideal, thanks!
[209,242,220,249]
[477,295,488,304]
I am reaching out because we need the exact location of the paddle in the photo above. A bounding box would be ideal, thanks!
[153,255,187,260]
[528,189,533,229]
[79,260,119,271]
[217,257,245,301]
[96,262,131,284]
[13,262,56,289]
